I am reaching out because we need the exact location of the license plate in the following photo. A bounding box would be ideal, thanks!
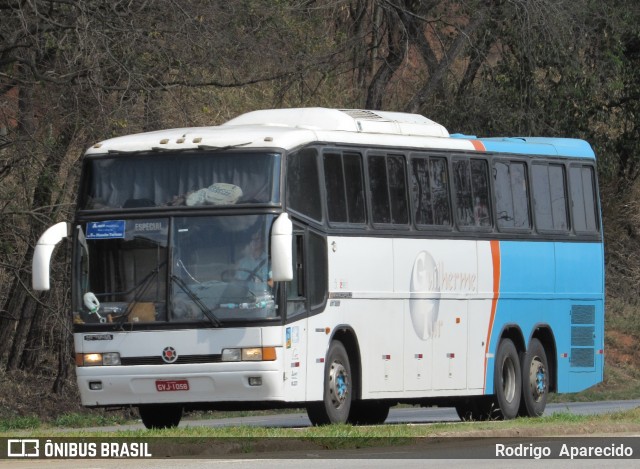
[155,379,189,392]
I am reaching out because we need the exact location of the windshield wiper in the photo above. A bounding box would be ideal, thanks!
[106,262,165,324]
[197,142,252,152]
[170,275,222,327]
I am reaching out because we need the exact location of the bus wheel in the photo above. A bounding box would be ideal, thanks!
[494,338,522,420]
[348,401,390,425]
[520,338,549,417]
[307,341,352,425]
[455,396,495,421]
[138,404,183,429]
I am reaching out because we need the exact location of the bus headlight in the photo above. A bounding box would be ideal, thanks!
[221,347,276,362]
[221,348,241,362]
[242,348,263,361]
[76,352,121,366]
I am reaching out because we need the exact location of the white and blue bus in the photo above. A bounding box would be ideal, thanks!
[33,108,604,427]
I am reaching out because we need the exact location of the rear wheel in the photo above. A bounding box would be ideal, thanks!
[138,404,183,429]
[519,338,549,417]
[494,338,522,420]
[307,341,352,425]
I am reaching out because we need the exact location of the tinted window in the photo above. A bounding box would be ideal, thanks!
[323,151,366,224]
[308,231,327,309]
[368,154,409,225]
[532,163,568,231]
[494,161,531,230]
[343,153,366,223]
[369,155,390,223]
[287,148,322,221]
[388,155,409,224]
[323,153,347,222]
[570,166,598,233]
[287,234,306,318]
[411,156,451,226]
[81,152,281,210]
[453,158,491,228]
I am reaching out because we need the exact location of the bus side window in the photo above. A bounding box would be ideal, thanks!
[411,156,451,227]
[323,153,348,223]
[287,234,306,318]
[388,155,409,224]
[287,148,322,222]
[323,151,367,225]
[307,230,327,311]
[286,230,327,319]
[495,160,531,230]
[368,154,409,225]
[369,155,390,223]
[453,158,491,228]
[532,163,569,232]
[343,153,366,224]
[569,165,598,233]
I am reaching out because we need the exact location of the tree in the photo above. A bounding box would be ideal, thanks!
[1,0,639,405]
[0,0,350,388]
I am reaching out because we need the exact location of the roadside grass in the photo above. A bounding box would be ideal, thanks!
[2,407,639,440]
[0,412,134,432]
[52,412,132,428]
[0,415,41,432]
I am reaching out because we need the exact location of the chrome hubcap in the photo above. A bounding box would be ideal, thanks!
[328,361,349,409]
[529,356,546,402]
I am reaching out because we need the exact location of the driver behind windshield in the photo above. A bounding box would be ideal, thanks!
[236,227,274,289]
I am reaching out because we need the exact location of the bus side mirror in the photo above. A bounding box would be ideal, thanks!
[32,222,70,291]
[271,213,293,282]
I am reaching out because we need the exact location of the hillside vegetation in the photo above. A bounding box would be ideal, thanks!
[0,1,639,422]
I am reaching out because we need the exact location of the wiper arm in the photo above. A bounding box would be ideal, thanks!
[170,275,222,327]
[197,142,252,152]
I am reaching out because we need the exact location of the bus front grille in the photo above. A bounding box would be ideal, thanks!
[120,354,222,365]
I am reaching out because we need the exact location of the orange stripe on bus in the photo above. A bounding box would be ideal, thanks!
[471,140,486,152]
[483,240,500,393]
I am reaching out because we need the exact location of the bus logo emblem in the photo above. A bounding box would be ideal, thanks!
[162,346,178,363]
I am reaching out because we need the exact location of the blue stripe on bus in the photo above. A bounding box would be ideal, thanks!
[477,138,596,159]
[484,240,604,394]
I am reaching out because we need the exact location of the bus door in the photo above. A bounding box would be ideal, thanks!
[282,228,308,402]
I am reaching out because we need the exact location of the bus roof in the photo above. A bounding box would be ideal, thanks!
[85,108,595,159]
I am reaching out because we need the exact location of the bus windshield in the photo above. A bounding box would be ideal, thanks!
[74,214,279,325]
[79,151,281,210]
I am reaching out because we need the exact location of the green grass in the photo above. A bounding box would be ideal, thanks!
[3,408,639,440]
[0,415,41,432]
[52,412,132,428]
[0,411,133,432]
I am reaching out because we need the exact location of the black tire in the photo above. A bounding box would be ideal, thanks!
[306,341,352,425]
[139,404,183,429]
[494,338,522,420]
[519,338,549,417]
[348,401,390,425]
[454,396,496,421]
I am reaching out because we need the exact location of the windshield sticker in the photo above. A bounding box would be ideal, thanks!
[86,220,126,239]
[134,221,165,233]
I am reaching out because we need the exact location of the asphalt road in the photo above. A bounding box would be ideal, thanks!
[73,398,640,431]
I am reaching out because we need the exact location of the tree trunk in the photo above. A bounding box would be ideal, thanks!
[365,7,408,109]
[6,291,40,371]
[404,15,486,114]
[0,274,28,361]
[52,327,73,394]
[20,297,48,369]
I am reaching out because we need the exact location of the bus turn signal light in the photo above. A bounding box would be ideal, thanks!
[221,347,277,362]
[76,352,121,367]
